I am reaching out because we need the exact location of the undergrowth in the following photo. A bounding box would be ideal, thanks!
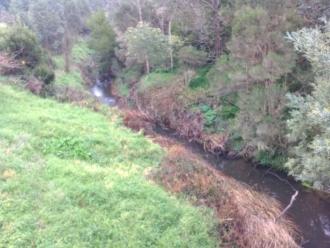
[138,71,177,92]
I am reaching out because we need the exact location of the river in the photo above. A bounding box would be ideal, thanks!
[92,82,330,248]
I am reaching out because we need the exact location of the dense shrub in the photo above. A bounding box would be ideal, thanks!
[189,76,209,89]
[33,64,55,85]
[233,84,287,158]
[0,25,42,68]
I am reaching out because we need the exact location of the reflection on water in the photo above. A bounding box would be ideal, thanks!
[319,215,330,237]
[92,85,104,98]
[220,159,330,248]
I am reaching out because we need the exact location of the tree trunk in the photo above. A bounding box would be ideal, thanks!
[212,0,222,58]
[63,29,71,73]
[137,0,143,23]
[145,56,150,74]
[168,19,174,70]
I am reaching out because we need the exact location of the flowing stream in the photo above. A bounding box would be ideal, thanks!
[91,79,116,106]
[92,82,330,248]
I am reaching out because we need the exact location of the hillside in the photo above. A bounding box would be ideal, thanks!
[0,84,218,247]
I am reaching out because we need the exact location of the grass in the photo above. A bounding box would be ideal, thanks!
[0,84,218,247]
[53,56,84,90]
[116,82,130,98]
[72,39,93,64]
[138,71,177,92]
[53,39,92,90]
[55,69,84,89]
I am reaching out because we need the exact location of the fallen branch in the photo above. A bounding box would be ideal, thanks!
[263,171,300,222]
[276,190,299,222]
[264,170,297,192]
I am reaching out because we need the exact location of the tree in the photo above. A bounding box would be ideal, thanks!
[178,46,208,84]
[285,22,330,192]
[87,11,116,78]
[20,0,88,72]
[234,84,287,159]
[28,0,63,51]
[123,23,171,74]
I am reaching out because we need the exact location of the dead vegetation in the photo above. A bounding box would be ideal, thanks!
[0,52,22,74]
[121,77,229,155]
[151,145,300,248]
[121,107,300,247]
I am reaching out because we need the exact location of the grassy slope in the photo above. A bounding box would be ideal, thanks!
[0,84,218,247]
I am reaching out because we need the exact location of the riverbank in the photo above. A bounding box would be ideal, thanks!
[0,84,219,247]
[122,109,300,247]
[121,108,330,248]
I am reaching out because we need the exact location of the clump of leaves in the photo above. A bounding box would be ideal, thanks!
[33,64,55,85]
[42,136,93,160]
[0,25,42,68]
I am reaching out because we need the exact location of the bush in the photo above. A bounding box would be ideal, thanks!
[33,65,55,85]
[1,26,42,68]
[178,46,208,68]
[189,76,209,89]
[219,105,239,120]
[256,150,287,171]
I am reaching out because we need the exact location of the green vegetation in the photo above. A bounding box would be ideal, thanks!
[138,71,177,92]
[0,25,42,68]
[54,70,84,89]
[124,23,171,74]
[0,84,218,247]
[87,11,116,78]
[53,56,84,89]
[72,39,93,64]
[285,23,330,192]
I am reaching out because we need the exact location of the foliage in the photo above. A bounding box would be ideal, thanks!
[199,104,217,127]
[33,64,55,85]
[28,0,64,51]
[0,25,42,68]
[116,82,130,98]
[219,104,239,120]
[285,22,330,192]
[234,84,288,157]
[208,5,298,92]
[42,136,93,160]
[123,23,171,74]
[189,66,210,89]
[87,11,116,78]
[116,65,143,86]
[178,46,208,69]
[55,69,84,89]
[189,76,209,89]
[256,150,287,171]
[138,71,177,92]
[72,39,93,63]
[0,84,219,247]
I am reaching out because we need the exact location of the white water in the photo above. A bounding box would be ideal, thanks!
[91,82,116,106]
